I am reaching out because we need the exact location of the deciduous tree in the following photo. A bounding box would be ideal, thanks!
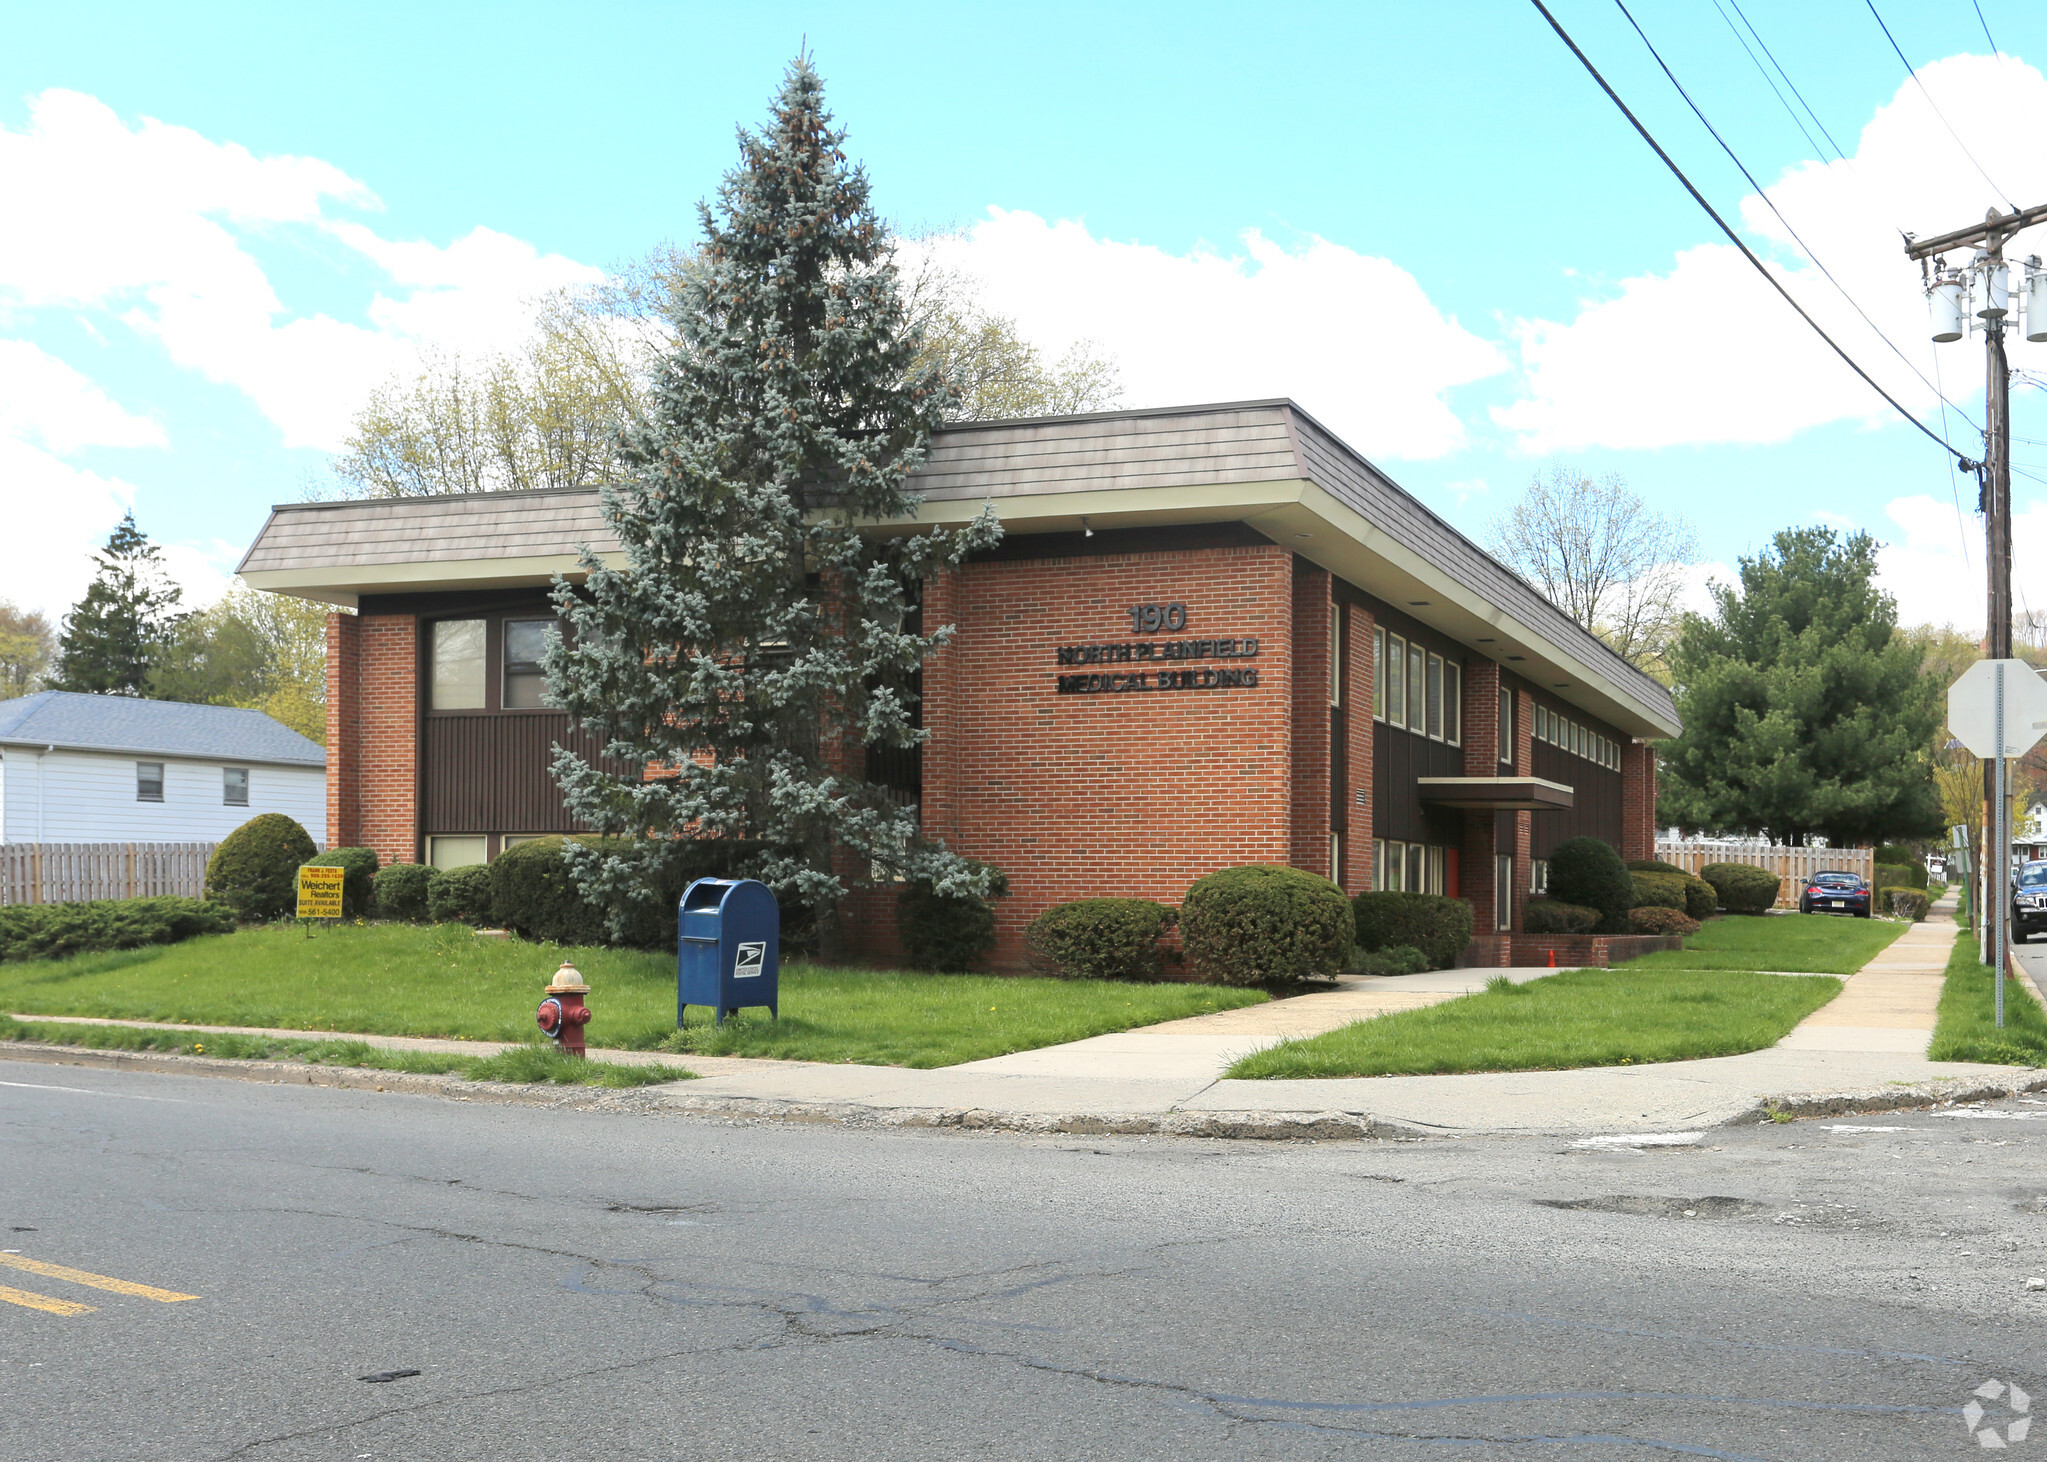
[151,589,331,741]
[543,58,1001,956]
[1658,527,1942,846]
[0,601,55,697]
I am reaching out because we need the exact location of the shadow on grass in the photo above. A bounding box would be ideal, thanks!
[1927,932,2047,1067]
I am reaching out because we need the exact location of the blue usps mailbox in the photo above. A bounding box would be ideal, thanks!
[677,878,779,1026]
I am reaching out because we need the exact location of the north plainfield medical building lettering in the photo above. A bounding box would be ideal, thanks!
[238,400,1677,967]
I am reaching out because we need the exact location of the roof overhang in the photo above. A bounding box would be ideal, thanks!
[0,737,325,769]
[1416,776,1576,812]
[240,552,618,608]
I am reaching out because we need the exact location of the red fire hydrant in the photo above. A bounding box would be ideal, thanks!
[536,961,591,1058]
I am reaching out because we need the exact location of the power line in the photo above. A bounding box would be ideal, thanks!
[1612,0,1975,431]
[1706,0,1828,163]
[1718,0,1847,162]
[1864,0,2017,210]
[1932,345,1977,571]
[1523,0,1976,467]
[1973,0,2000,55]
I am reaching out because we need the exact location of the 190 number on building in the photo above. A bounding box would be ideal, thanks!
[1127,602,1187,633]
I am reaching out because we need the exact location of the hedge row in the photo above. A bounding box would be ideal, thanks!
[0,896,236,963]
[1880,886,1930,921]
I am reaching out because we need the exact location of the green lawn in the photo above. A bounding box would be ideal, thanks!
[1227,968,1842,1079]
[1619,911,1904,975]
[0,922,1265,1069]
[1927,930,2047,1066]
[0,1014,690,1087]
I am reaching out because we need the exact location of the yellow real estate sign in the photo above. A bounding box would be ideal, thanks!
[296,865,346,921]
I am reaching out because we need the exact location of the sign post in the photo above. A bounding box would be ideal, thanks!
[1948,660,2047,1025]
[295,864,346,937]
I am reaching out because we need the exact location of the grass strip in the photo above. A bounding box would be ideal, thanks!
[0,922,1266,1068]
[1227,968,1842,1079]
[1926,930,2047,1067]
[0,1014,692,1088]
[1619,911,1904,975]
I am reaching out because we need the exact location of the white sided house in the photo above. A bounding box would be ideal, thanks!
[0,692,326,845]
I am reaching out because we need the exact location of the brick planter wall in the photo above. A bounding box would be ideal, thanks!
[1460,932,1683,968]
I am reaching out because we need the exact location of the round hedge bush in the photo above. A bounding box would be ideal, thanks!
[1350,891,1475,970]
[1679,875,1717,922]
[1880,886,1930,921]
[1024,898,1177,981]
[897,859,1008,972]
[304,846,378,918]
[1522,898,1599,935]
[1629,905,1701,936]
[427,863,494,925]
[1625,858,1687,877]
[1547,837,1634,934]
[1180,864,1353,986]
[372,862,439,922]
[1348,943,1428,977]
[490,836,610,945]
[204,813,317,922]
[1628,870,1688,912]
[1700,861,1781,914]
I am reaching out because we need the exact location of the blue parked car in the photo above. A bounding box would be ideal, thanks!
[2012,861,2047,943]
[1798,870,1871,918]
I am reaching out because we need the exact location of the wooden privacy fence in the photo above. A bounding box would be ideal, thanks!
[1653,840,1874,910]
[0,842,218,906]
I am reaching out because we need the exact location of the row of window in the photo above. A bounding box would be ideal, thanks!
[431,618,560,712]
[136,763,249,806]
[1370,626,1462,746]
[1373,838,1450,895]
[1536,704,1620,770]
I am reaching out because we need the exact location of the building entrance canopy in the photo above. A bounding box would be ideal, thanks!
[1417,776,1575,812]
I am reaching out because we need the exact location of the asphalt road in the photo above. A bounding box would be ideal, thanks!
[6,1063,2047,1461]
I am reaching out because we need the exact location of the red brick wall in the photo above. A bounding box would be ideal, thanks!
[1341,602,1375,893]
[1458,660,1503,923]
[346,614,418,867]
[1290,562,1333,877]
[1621,741,1658,861]
[326,612,361,850]
[901,542,1296,965]
[1511,687,1535,932]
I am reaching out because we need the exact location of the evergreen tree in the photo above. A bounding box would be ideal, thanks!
[1658,527,1942,846]
[52,512,184,696]
[544,58,1002,954]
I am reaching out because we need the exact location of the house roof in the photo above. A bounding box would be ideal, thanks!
[238,399,1680,738]
[0,692,326,767]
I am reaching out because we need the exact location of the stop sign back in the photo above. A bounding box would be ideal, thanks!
[1948,659,2047,759]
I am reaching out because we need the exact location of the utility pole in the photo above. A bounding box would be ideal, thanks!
[1908,203,2047,977]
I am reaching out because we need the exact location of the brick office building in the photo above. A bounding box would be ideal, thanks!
[240,401,1677,966]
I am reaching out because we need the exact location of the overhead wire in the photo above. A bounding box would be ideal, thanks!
[1612,0,1974,430]
[1521,0,1976,467]
[1931,346,1977,569]
[1706,0,1829,164]
[1972,0,2000,56]
[1723,0,1848,162]
[1863,0,2018,211]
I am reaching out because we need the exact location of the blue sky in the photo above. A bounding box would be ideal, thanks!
[4,0,2045,631]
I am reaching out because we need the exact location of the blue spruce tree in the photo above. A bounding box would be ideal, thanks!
[545,57,1001,956]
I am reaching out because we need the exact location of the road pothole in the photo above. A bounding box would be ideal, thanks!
[1536,1195,1766,1220]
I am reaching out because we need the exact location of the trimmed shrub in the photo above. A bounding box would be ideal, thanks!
[1547,837,1634,934]
[1350,891,1476,970]
[1629,905,1701,936]
[1874,844,1930,885]
[1023,898,1177,981]
[1629,870,1688,912]
[1625,858,1687,877]
[0,895,236,963]
[1873,862,1927,892]
[1701,861,1781,914]
[1522,898,1599,935]
[897,859,1009,973]
[491,836,609,946]
[1882,886,1931,921]
[372,862,439,922]
[427,863,494,925]
[1180,864,1354,986]
[1679,875,1717,922]
[204,813,317,922]
[304,846,378,918]
[1348,943,1428,977]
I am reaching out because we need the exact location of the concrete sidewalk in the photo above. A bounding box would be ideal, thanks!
[11,907,2044,1138]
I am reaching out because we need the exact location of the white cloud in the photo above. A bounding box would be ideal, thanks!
[1495,53,2047,453]
[0,339,165,453]
[0,90,603,452]
[913,209,1507,459]
[1870,491,2045,635]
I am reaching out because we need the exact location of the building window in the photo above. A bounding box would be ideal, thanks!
[1499,688,1513,766]
[223,767,249,806]
[1329,602,1341,706]
[136,762,164,802]
[428,835,489,870]
[1373,627,1387,720]
[503,619,559,710]
[431,619,487,710]
[1531,858,1550,895]
[1495,853,1513,931]
[1385,634,1407,725]
[1425,653,1443,740]
[1330,832,1341,884]
[1406,641,1425,733]
[1405,841,1425,893]
[1428,845,1447,896]
[1374,838,1387,888]
[1444,662,1461,746]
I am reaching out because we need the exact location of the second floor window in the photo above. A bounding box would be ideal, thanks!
[432,619,487,710]
[503,619,559,709]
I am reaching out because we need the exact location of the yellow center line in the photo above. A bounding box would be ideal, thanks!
[0,1253,198,1302]
[0,1284,96,1317]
